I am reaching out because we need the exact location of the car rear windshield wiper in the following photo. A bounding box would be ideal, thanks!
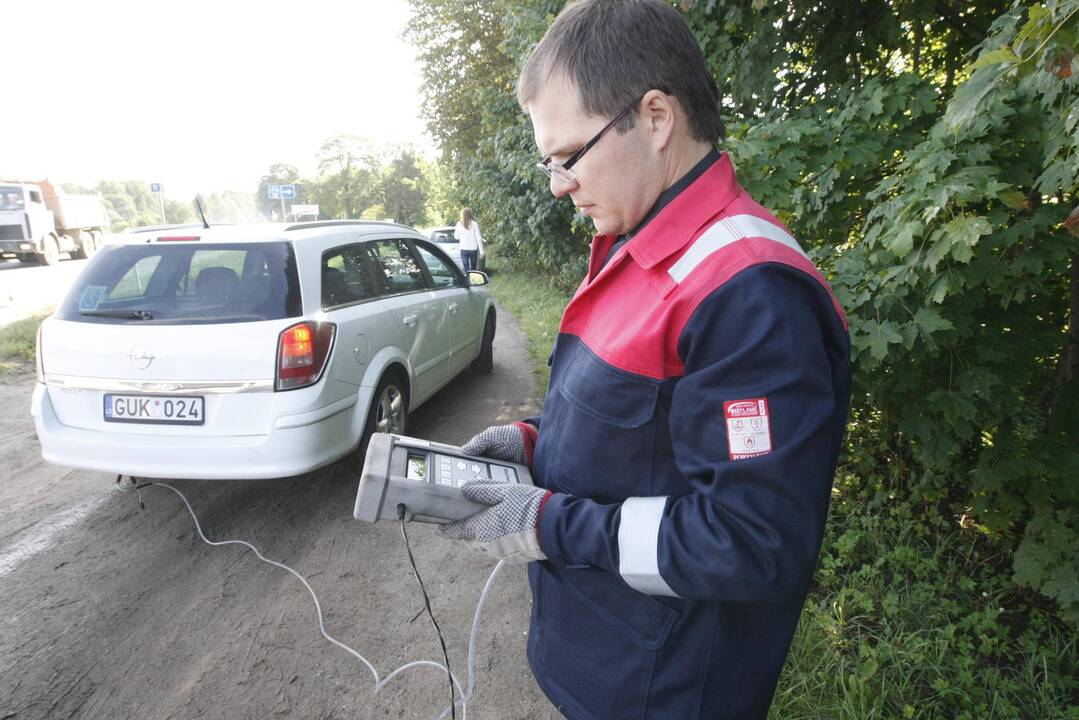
[80,309,155,320]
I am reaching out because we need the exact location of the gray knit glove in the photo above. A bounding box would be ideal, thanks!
[461,422,536,467]
[438,480,551,563]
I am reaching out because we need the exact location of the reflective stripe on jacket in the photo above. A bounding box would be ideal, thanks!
[527,153,852,719]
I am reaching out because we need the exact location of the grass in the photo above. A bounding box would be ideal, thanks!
[486,254,570,396]
[484,254,1079,720]
[0,311,47,374]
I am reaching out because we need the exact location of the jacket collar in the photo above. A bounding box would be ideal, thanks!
[623,152,742,270]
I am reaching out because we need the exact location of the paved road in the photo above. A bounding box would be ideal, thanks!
[0,304,556,720]
[0,255,91,328]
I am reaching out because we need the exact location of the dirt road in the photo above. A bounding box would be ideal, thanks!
[0,305,558,720]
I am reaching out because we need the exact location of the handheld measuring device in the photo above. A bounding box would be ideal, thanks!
[353,433,533,524]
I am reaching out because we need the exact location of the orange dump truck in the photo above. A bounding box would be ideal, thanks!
[0,180,108,264]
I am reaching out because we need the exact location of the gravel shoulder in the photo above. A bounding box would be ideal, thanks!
[0,303,558,720]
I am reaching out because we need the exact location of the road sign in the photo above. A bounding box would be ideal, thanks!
[150,183,161,193]
[267,184,296,200]
[290,204,319,218]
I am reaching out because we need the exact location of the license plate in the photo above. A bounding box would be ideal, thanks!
[104,394,205,425]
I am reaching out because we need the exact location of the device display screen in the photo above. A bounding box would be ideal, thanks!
[406,452,427,481]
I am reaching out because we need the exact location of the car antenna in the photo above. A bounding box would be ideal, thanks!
[194,196,210,229]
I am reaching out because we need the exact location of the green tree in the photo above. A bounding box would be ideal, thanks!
[406,0,584,280]
[67,180,194,230]
[165,198,196,225]
[407,0,1079,620]
[199,190,258,224]
[309,135,380,220]
[379,147,429,226]
[423,158,461,227]
[256,163,302,221]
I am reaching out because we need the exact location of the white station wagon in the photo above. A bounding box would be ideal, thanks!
[31,221,496,480]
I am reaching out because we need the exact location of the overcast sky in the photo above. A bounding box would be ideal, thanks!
[2,0,429,200]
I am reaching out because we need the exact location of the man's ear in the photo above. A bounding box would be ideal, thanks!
[640,89,676,152]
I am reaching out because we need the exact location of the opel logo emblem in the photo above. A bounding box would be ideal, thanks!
[128,345,155,370]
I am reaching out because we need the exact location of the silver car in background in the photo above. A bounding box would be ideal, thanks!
[32,220,497,480]
[429,226,486,273]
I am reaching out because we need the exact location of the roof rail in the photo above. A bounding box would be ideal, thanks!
[283,220,408,232]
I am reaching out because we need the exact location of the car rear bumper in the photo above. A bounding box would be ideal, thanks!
[31,382,364,480]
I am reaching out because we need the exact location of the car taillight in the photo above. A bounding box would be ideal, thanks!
[276,321,335,391]
[35,323,44,383]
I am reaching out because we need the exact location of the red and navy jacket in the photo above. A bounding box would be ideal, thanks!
[525,152,851,719]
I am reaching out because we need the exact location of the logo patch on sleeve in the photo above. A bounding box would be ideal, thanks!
[723,398,773,460]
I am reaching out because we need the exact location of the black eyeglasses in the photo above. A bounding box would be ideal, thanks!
[536,98,640,183]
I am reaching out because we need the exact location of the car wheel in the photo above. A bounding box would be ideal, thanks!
[352,371,409,472]
[471,311,495,374]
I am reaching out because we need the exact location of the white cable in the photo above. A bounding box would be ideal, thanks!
[134,481,506,720]
[433,558,505,720]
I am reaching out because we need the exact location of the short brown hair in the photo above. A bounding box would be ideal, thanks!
[517,0,725,143]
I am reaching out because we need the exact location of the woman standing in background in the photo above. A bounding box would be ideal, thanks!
[454,208,484,272]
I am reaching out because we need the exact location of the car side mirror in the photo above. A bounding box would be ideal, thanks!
[468,270,489,286]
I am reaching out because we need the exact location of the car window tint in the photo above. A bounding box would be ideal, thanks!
[321,243,383,308]
[110,255,163,299]
[369,239,427,293]
[56,242,301,324]
[414,242,462,289]
[183,250,248,298]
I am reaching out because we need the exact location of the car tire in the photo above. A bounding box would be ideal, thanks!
[471,311,495,374]
[352,371,409,473]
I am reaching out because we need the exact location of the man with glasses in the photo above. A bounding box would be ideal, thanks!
[439,1,852,718]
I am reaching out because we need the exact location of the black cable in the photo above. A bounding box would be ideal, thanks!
[398,503,455,720]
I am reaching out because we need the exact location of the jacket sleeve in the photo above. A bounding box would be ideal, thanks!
[537,265,849,602]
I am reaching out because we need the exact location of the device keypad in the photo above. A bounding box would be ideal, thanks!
[432,453,518,487]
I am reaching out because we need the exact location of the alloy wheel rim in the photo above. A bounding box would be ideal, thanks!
[375,385,404,433]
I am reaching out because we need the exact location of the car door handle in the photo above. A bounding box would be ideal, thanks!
[448,303,458,314]
[402,314,418,327]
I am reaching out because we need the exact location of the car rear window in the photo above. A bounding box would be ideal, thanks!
[56,242,301,324]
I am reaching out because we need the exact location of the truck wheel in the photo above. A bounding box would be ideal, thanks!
[38,236,60,265]
[83,232,100,259]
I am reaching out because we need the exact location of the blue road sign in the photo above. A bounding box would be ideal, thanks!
[150,183,161,193]
[267,184,296,200]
